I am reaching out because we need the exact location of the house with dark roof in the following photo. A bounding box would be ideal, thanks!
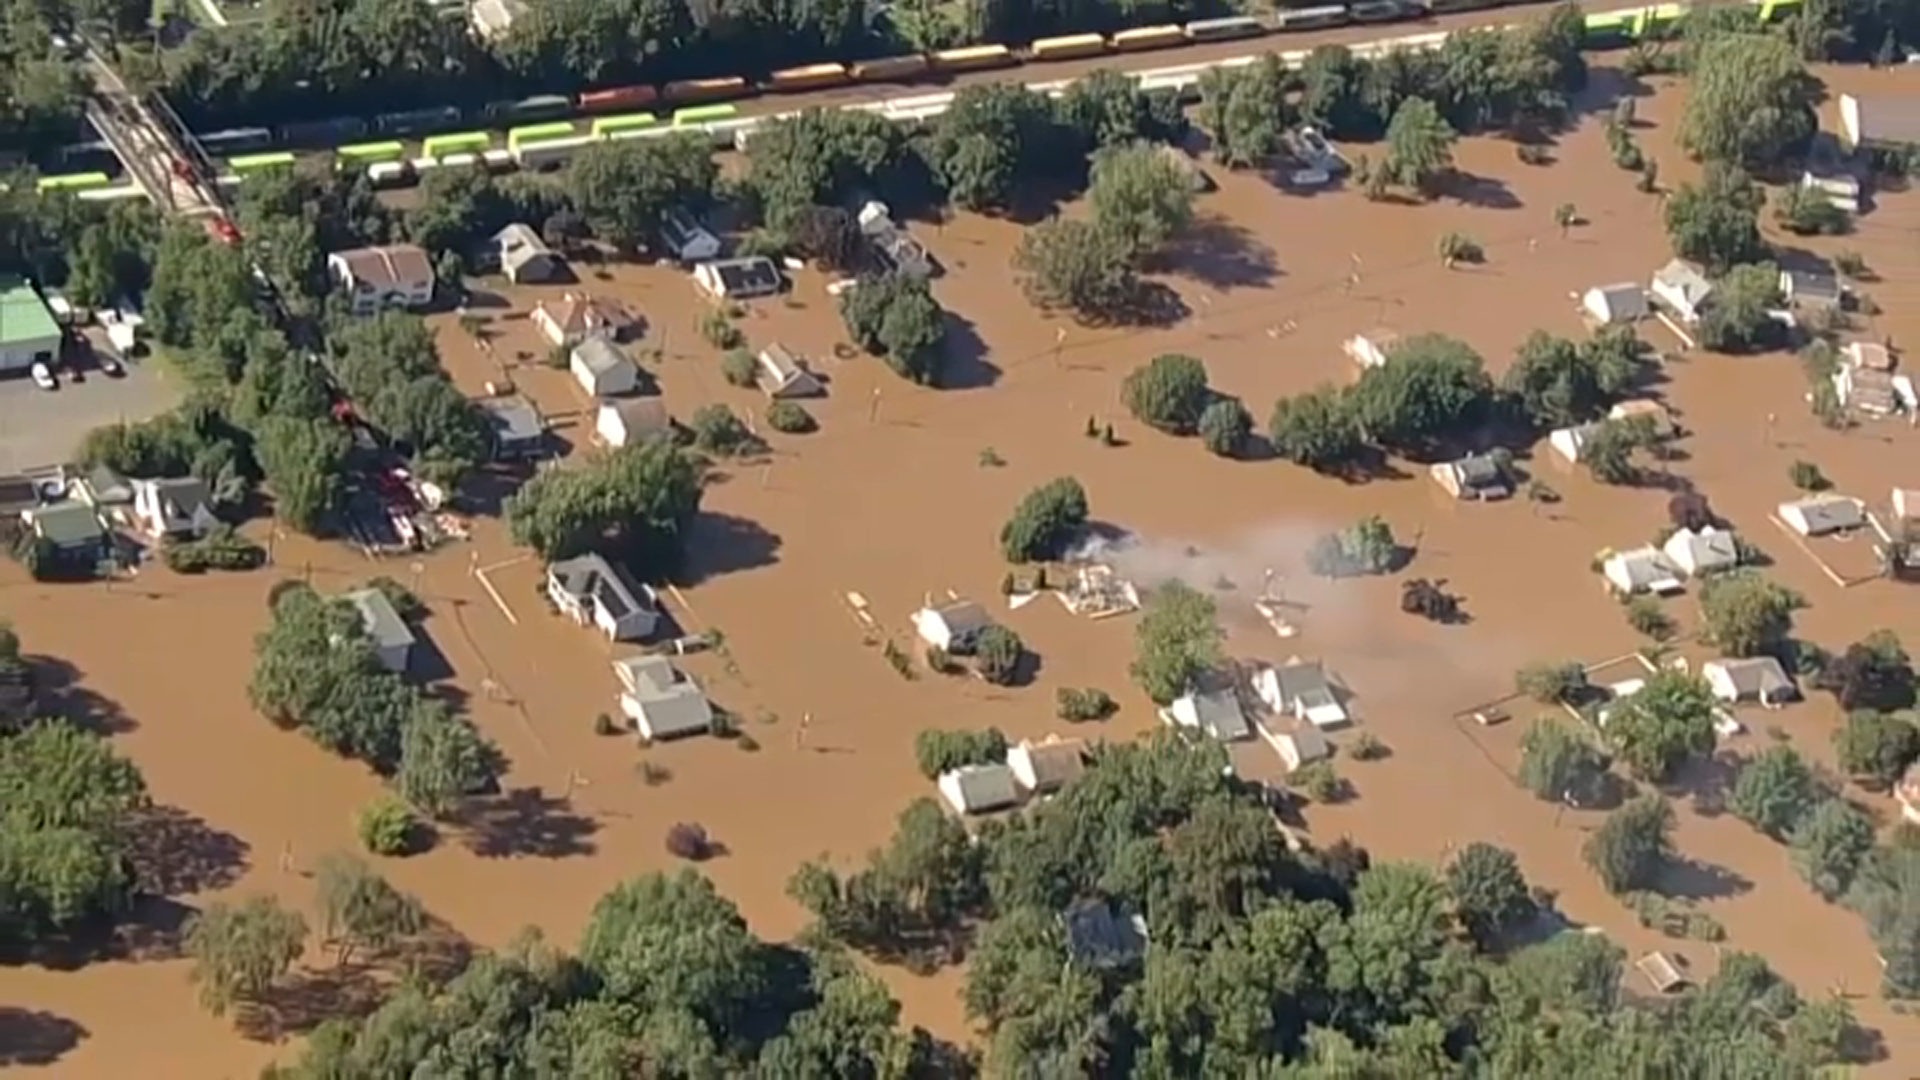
[546,553,661,641]
[481,395,547,460]
[22,501,107,562]
[1430,453,1512,501]
[1779,269,1843,311]
[694,257,783,300]
[1063,899,1149,968]
[855,202,937,280]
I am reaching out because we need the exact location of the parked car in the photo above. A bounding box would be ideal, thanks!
[30,362,57,390]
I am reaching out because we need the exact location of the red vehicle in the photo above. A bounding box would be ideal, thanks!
[202,216,241,247]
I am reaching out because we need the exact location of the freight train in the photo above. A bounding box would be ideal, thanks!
[36,0,1800,196]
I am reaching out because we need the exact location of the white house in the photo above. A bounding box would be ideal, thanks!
[1602,546,1683,596]
[327,244,435,315]
[1582,283,1648,325]
[342,588,415,674]
[1702,657,1796,707]
[1548,422,1601,465]
[615,655,713,741]
[0,278,62,373]
[1160,686,1251,742]
[1343,329,1399,370]
[1778,493,1866,537]
[130,476,218,540]
[755,345,824,398]
[546,553,661,641]
[660,208,722,262]
[1252,659,1349,729]
[1006,737,1087,795]
[1650,259,1714,323]
[938,763,1020,815]
[1662,527,1739,577]
[570,338,640,398]
[693,257,783,300]
[595,397,672,448]
[536,293,632,348]
[912,598,992,652]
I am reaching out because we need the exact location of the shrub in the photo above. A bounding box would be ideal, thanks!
[1834,250,1869,279]
[926,646,959,675]
[1401,579,1459,621]
[1293,761,1344,802]
[1056,687,1116,722]
[665,822,714,861]
[356,797,419,857]
[721,350,758,387]
[1122,354,1210,434]
[1198,397,1253,458]
[699,310,744,349]
[1789,460,1829,492]
[974,625,1025,686]
[689,404,764,456]
[1000,477,1089,563]
[1348,732,1389,761]
[765,400,816,434]
[914,728,1009,779]
[594,712,622,736]
[1625,597,1675,641]
[1438,232,1483,266]
[163,526,265,574]
[1516,144,1551,166]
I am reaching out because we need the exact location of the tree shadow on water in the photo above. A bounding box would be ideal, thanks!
[453,786,599,859]
[0,1008,88,1066]
[675,513,783,586]
[937,311,998,390]
[29,655,136,734]
[236,963,389,1042]
[125,805,252,896]
[1155,213,1280,291]
[1654,858,1753,901]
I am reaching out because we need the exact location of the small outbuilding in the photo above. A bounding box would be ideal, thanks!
[754,344,824,398]
[595,397,673,449]
[1581,282,1648,325]
[937,763,1020,816]
[1430,453,1511,501]
[342,588,415,674]
[492,223,567,284]
[1702,656,1796,707]
[615,655,713,741]
[1777,493,1866,537]
[570,338,640,398]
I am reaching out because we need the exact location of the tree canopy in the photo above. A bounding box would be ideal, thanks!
[1130,581,1225,705]
[505,439,707,570]
[999,477,1089,563]
[1680,32,1818,169]
[1603,670,1718,783]
[839,273,951,386]
[1121,354,1210,435]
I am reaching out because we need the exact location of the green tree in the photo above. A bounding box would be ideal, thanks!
[1198,398,1252,458]
[1698,262,1785,354]
[356,796,419,857]
[1833,710,1920,786]
[999,477,1089,563]
[838,273,950,386]
[1446,842,1535,946]
[1197,55,1291,168]
[1518,716,1610,805]
[974,626,1025,687]
[396,712,496,818]
[1087,141,1195,258]
[1774,183,1851,236]
[1789,798,1875,899]
[1131,582,1224,704]
[1664,166,1768,273]
[0,720,148,934]
[925,84,1062,211]
[1014,217,1139,322]
[689,404,764,458]
[1729,745,1823,839]
[1815,634,1917,711]
[313,853,426,967]
[579,869,770,1028]
[185,895,309,1017]
[1348,333,1492,452]
[1382,97,1458,196]
[505,439,706,568]
[1583,795,1676,894]
[1582,415,1659,485]
[1699,571,1800,657]
[1269,387,1364,471]
[1680,32,1817,169]
[1516,660,1589,704]
[567,135,718,251]
[914,728,1011,779]
[1503,330,1638,428]
[1605,671,1717,782]
[1121,353,1210,434]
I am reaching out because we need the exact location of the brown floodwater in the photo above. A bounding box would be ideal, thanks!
[8,59,1920,1076]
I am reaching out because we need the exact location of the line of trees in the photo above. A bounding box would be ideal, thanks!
[781,734,1862,1075]
[249,582,501,817]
